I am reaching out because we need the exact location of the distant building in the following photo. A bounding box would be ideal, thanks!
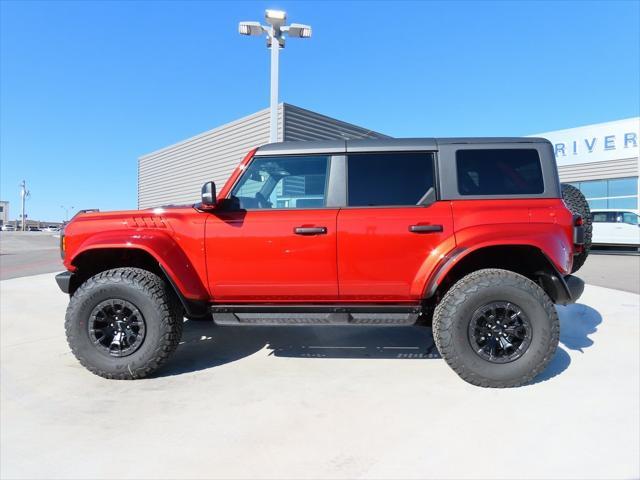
[0,201,8,226]
[138,103,388,209]
[138,105,639,212]
[531,117,639,210]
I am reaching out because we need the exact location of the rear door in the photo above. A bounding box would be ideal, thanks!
[592,211,616,244]
[336,152,454,301]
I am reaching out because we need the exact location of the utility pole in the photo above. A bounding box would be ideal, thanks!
[19,180,30,232]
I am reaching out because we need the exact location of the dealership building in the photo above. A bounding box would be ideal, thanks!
[138,108,639,211]
[138,104,388,209]
[531,117,639,210]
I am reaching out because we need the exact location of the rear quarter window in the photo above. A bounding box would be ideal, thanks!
[456,149,544,196]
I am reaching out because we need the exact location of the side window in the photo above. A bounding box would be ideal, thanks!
[231,155,329,209]
[347,152,435,207]
[592,212,611,223]
[622,212,639,225]
[456,149,544,196]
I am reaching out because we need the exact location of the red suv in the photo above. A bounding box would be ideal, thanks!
[56,138,591,387]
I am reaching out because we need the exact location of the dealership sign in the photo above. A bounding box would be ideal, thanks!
[530,117,640,166]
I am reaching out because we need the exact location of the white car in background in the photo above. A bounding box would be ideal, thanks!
[591,209,640,248]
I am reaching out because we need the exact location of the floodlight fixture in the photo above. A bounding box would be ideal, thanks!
[265,9,286,24]
[239,9,312,142]
[239,21,264,36]
[286,23,312,38]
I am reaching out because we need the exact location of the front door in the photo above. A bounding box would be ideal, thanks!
[205,154,339,302]
[337,151,454,301]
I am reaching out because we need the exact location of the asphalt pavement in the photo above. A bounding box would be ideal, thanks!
[0,231,63,280]
[1,273,638,479]
[579,250,640,294]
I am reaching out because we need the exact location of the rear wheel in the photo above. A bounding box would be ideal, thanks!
[65,268,183,379]
[561,183,592,273]
[433,269,559,388]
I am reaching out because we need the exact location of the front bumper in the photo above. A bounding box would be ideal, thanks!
[55,271,74,294]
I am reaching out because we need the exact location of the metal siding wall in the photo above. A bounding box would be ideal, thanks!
[278,103,284,142]
[558,157,639,182]
[283,104,390,141]
[138,104,388,209]
[138,109,271,209]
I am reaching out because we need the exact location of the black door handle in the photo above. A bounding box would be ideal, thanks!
[294,226,328,235]
[409,224,443,233]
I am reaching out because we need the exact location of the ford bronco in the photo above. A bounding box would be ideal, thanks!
[56,138,591,387]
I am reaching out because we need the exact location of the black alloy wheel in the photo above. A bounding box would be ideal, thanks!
[89,299,146,357]
[467,301,532,364]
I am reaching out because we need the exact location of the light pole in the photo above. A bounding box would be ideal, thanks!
[239,10,312,143]
[61,205,74,222]
[19,180,30,232]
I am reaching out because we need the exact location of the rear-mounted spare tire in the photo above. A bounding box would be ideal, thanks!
[561,183,592,273]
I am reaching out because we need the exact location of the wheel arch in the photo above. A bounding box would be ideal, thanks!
[424,244,572,304]
[69,243,209,317]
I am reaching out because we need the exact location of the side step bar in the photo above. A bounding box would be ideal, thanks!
[210,304,422,326]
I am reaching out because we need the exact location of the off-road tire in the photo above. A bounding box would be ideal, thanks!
[433,269,559,388]
[561,183,592,273]
[65,268,183,379]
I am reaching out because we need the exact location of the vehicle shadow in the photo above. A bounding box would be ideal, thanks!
[159,303,603,384]
[159,323,440,377]
[532,303,602,383]
[267,325,440,360]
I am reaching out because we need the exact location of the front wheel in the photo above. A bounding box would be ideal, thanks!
[65,268,183,379]
[433,269,559,388]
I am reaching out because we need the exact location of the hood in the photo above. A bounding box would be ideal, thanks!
[70,205,196,222]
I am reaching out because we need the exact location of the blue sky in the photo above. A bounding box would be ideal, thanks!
[1,0,639,221]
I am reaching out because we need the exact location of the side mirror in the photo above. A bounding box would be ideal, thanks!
[201,181,217,208]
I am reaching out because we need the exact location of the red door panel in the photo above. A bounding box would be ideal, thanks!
[337,203,455,301]
[205,209,339,302]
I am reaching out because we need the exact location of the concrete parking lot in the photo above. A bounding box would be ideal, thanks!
[1,276,639,478]
[1,233,639,479]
